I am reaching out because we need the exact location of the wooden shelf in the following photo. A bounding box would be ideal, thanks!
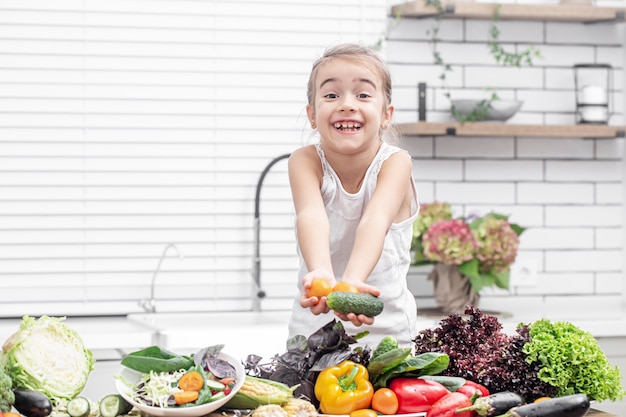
[392,0,626,23]
[396,122,626,138]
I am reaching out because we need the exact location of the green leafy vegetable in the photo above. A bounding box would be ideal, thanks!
[367,347,412,378]
[242,319,370,408]
[370,352,450,389]
[121,345,194,373]
[419,375,466,392]
[0,315,95,404]
[371,336,399,360]
[0,368,14,412]
[522,319,625,402]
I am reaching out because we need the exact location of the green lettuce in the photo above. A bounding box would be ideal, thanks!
[522,318,625,402]
[0,315,95,403]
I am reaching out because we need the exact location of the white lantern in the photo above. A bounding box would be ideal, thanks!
[574,63,612,124]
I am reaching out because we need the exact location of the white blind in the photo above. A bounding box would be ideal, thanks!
[0,0,389,317]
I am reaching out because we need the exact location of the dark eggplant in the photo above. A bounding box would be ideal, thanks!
[457,391,525,417]
[501,394,590,417]
[12,389,52,417]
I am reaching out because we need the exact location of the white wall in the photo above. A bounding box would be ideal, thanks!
[386,0,626,314]
[0,0,625,319]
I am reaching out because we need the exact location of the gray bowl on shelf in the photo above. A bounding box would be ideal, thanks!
[452,99,523,122]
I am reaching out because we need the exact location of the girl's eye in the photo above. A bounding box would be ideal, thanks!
[357,93,371,99]
[324,93,338,99]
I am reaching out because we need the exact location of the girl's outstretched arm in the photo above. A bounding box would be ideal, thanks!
[288,146,335,314]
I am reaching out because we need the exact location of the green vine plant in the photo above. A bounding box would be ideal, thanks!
[372,7,405,51]
[488,6,542,67]
[425,1,542,122]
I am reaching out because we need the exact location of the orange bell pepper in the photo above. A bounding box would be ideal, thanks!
[314,360,374,414]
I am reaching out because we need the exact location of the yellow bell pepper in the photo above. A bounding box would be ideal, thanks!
[314,360,374,414]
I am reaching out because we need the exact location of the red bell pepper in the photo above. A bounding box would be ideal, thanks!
[457,384,481,399]
[456,380,489,399]
[463,380,490,397]
[388,377,450,413]
[426,392,473,417]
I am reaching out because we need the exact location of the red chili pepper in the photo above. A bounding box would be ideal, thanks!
[463,380,490,397]
[426,392,473,417]
[389,378,450,413]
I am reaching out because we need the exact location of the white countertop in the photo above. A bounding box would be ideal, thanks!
[0,307,625,360]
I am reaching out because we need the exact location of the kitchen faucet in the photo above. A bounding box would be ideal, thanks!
[139,243,183,313]
[252,153,291,311]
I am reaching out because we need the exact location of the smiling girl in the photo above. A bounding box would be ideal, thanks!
[287,43,420,348]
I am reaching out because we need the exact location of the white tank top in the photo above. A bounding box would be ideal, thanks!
[287,141,419,349]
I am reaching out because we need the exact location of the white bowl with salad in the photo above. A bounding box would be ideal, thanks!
[115,345,245,417]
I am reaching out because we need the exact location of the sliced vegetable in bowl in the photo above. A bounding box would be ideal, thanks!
[115,346,245,417]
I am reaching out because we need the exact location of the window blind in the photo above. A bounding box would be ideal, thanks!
[0,0,389,318]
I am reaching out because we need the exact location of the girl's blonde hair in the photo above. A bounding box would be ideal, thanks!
[306,43,393,108]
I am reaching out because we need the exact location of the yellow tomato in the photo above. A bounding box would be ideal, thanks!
[308,278,332,298]
[350,409,378,417]
[332,281,359,293]
[372,388,399,415]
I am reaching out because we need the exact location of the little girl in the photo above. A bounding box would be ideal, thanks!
[287,43,419,348]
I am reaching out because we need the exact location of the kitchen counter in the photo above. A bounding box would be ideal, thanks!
[588,410,621,417]
[0,312,624,416]
[0,304,625,354]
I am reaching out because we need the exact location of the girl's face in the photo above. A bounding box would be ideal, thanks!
[307,57,393,156]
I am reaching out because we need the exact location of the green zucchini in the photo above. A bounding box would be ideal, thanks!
[204,378,225,391]
[67,396,91,417]
[326,292,384,317]
[99,394,133,417]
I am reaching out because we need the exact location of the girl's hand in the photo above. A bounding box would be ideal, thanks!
[300,270,336,315]
[335,312,376,327]
[333,280,380,326]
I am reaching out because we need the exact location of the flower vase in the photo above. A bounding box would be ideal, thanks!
[427,263,480,315]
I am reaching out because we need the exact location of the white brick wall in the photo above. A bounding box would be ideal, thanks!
[391,1,626,313]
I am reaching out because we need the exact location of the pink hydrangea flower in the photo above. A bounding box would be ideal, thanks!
[422,219,476,265]
[474,216,520,273]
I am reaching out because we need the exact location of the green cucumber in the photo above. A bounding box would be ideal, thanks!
[204,378,225,391]
[99,394,133,417]
[67,396,91,417]
[326,292,384,316]
[208,391,226,402]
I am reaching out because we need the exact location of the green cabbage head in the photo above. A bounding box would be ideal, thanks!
[0,315,95,403]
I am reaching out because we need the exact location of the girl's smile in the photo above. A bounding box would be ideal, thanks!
[333,120,362,132]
